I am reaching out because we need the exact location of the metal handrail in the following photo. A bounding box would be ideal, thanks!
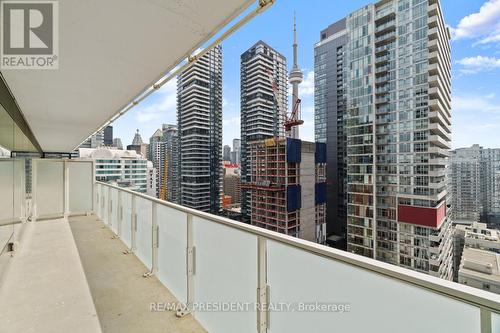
[96,181,500,312]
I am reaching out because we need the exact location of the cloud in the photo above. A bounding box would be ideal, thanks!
[135,78,177,123]
[452,93,500,148]
[451,0,500,45]
[453,93,500,113]
[223,115,240,127]
[456,55,500,73]
[301,70,314,96]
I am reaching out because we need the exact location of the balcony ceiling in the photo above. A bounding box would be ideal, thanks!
[1,0,255,152]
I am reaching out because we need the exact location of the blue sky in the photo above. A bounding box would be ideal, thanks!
[113,0,500,149]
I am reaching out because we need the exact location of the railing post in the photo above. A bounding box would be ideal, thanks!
[63,160,69,219]
[94,183,98,217]
[177,213,195,317]
[481,307,492,333]
[107,186,112,227]
[257,236,269,332]
[117,190,122,237]
[144,202,158,277]
[131,194,137,252]
[19,159,27,223]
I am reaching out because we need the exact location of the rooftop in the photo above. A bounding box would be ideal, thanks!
[460,248,500,284]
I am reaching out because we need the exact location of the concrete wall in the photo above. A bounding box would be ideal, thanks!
[300,146,316,242]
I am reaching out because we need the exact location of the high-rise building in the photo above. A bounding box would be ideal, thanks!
[113,138,123,150]
[231,138,241,164]
[481,148,500,226]
[451,145,482,223]
[162,124,179,203]
[148,125,179,202]
[79,129,104,149]
[339,0,453,280]
[149,129,164,198]
[240,41,287,221]
[127,129,149,159]
[452,145,500,226]
[223,145,231,162]
[103,125,113,146]
[177,45,222,214]
[314,18,348,249]
[132,129,144,145]
[232,138,241,152]
[243,20,327,243]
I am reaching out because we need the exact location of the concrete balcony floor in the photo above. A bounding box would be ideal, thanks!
[0,216,205,333]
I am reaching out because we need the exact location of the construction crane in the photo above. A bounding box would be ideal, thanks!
[266,68,303,137]
[159,156,168,200]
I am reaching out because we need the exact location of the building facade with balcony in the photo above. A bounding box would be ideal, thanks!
[240,41,287,222]
[452,145,500,227]
[177,46,223,214]
[343,0,453,280]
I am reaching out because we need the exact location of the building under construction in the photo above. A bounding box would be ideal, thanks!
[245,137,327,243]
[243,15,327,243]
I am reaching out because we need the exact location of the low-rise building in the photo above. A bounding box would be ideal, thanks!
[454,222,500,281]
[223,164,241,205]
[79,147,155,194]
[458,248,500,294]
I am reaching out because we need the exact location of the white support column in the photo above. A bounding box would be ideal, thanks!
[32,160,37,222]
[257,236,269,332]
[177,213,195,317]
[63,160,69,219]
[144,202,158,277]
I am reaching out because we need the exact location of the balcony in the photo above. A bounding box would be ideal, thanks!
[1,158,500,333]
[0,0,499,331]
[375,31,396,45]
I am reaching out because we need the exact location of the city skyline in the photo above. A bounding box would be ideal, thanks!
[112,0,500,150]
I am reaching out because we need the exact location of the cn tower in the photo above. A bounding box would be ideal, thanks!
[289,12,303,139]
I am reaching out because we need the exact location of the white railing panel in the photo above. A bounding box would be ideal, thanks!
[157,205,187,303]
[68,161,93,214]
[135,196,152,269]
[109,187,119,234]
[493,311,500,332]
[266,240,481,333]
[0,160,15,223]
[121,192,132,248]
[0,160,22,254]
[192,215,258,333]
[34,160,64,218]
